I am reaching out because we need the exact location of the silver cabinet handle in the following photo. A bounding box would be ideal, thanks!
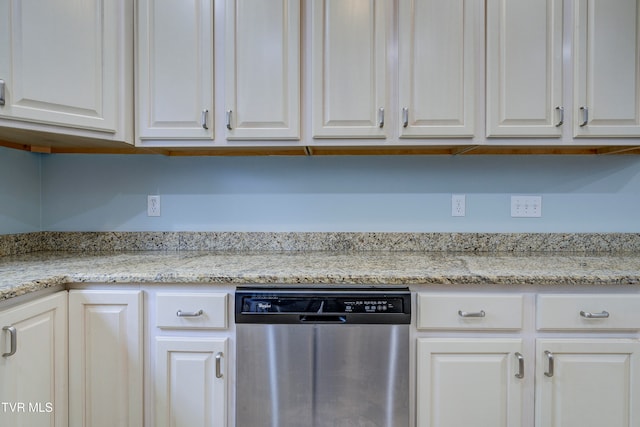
[402,107,408,128]
[0,79,5,106]
[2,326,17,357]
[201,109,209,130]
[579,106,589,127]
[226,110,232,130]
[458,310,486,318]
[544,350,554,377]
[176,309,204,317]
[378,107,385,128]
[580,310,609,319]
[555,106,564,127]
[215,352,224,378]
[515,352,525,379]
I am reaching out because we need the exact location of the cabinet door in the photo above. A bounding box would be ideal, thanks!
[155,337,228,427]
[137,0,214,143]
[574,0,640,137]
[486,0,563,137]
[0,0,132,139]
[398,0,481,138]
[225,0,300,140]
[311,0,390,138]
[536,339,640,427]
[68,290,143,427]
[0,292,67,427]
[416,338,524,427]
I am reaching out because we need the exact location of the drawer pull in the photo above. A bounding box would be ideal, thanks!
[515,352,524,379]
[215,352,224,378]
[458,310,486,318]
[2,326,17,357]
[176,309,204,317]
[580,310,609,319]
[544,350,554,377]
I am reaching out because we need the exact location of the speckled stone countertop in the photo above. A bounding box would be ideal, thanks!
[2,249,640,302]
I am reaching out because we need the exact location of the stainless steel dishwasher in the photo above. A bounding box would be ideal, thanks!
[235,287,411,427]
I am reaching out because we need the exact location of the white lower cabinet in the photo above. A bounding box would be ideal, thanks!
[68,290,143,427]
[535,339,640,427]
[416,292,640,427]
[155,337,228,427]
[0,291,67,427]
[150,290,230,427]
[416,338,524,427]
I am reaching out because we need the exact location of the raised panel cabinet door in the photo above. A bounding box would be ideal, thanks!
[137,0,214,142]
[312,0,390,138]
[398,0,481,138]
[535,339,640,427]
[416,338,524,427]
[486,0,563,137]
[0,0,132,139]
[225,0,300,140]
[0,292,67,427]
[155,337,228,427]
[68,290,143,427]
[574,0,640,137]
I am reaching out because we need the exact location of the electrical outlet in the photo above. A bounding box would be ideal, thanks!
[147,195,161,217]
[511,195,542,217]
[452,194,466,217]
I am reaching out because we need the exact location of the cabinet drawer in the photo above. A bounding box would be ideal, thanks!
[537,294,640,330]
[156,292,227,329]
[417,293,524,330]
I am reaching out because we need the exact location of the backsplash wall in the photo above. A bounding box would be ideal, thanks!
[3,145,640,234]
[0,146,41,234]
[34,151,640,233]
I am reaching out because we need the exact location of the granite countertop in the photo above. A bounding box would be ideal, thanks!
[2,250,640,302]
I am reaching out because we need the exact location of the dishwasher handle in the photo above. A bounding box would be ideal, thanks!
[299,315,347,323]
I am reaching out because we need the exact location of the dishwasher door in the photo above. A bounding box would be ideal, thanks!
[236,288,410,427]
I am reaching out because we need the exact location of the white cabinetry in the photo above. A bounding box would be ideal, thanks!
[311,0,390,138]
[416,293,525,427]
[417,291,640,427]
[573,0,640,137]
[137,0,214,145]
[225,0,300,140]
[486,0,563,137]
[0,292,67,427]
[151,290,229,427]
[0,0,133,143]
[417,338,524,427]
[68,290,143,427]
[535,339,640,427]
[398,0,482,138]
[155,337,228,427]
[535,293,640,427]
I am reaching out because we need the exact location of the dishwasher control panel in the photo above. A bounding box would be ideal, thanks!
[235,288,411,324]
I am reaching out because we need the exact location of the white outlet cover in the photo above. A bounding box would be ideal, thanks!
[451,194,466,217]
[511,195,542,217]
[147,195,161,217]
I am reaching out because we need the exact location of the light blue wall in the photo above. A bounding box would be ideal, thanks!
[0,146,41,234]
[39,153,640,232]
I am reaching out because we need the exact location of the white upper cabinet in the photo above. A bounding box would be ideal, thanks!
[573,0,640,137]
[0,0,133,143]
[137,0,214,144]
[399,0,481,138]
[225,0,301,140]
[311,0,390,138]
[486,0,564,137]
